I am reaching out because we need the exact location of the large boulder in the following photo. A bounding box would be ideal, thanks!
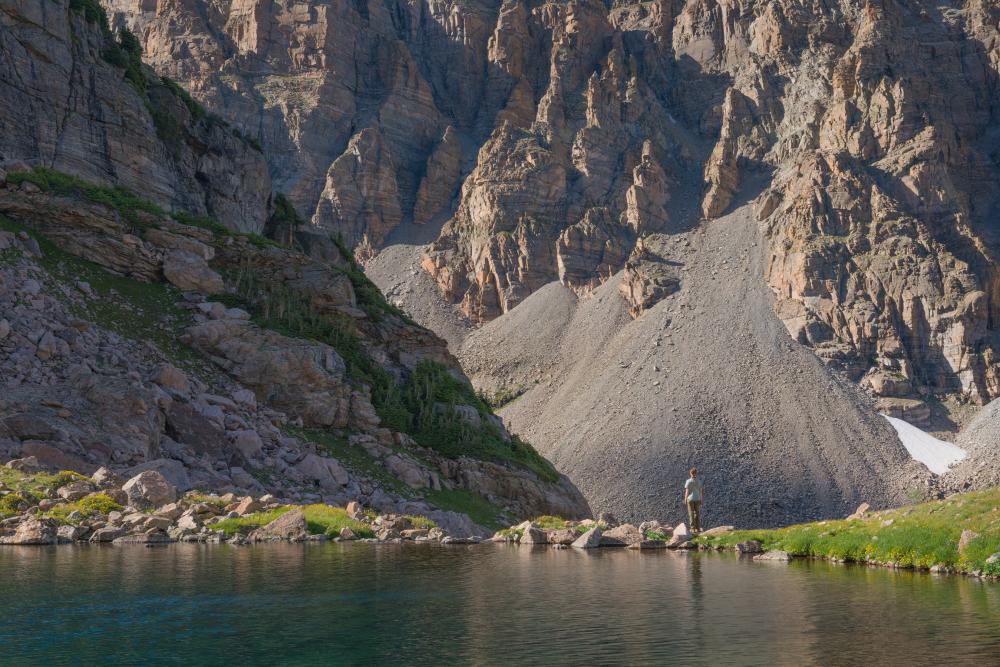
[571,527,602,549]
[547,528,578,545]
[600,523,643,547]
[1,518,57,545]
[125,459,192,492]
[91,467,123,488]
[56,480,94,501]
[958,530,979,554]
[249,508,308,542]
[89,527,124,543]
[122,470,177,509]
[520,523,547,545]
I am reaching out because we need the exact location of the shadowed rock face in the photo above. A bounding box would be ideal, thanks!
[0,0,270,232]
[107,0,1000,407]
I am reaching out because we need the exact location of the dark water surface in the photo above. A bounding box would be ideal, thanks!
[1,543,998,666]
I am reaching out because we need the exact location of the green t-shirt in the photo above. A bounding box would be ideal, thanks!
[685,477,703,503]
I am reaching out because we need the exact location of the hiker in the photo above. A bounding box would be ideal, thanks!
[684,467,704,533]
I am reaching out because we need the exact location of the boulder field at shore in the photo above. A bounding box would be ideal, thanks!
[0,461,481,546]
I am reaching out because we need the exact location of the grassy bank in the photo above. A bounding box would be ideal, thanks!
[695,488,1000,576]
[211,504,435,539]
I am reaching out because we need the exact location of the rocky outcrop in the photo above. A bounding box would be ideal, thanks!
[618,237,681,318]
[184,319,363,430]
[313,128,403,250]
[0,0,270,232]
[0,177,589,523]
[413,127,463,227]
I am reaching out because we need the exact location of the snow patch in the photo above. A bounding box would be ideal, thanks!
[882,415,966,475]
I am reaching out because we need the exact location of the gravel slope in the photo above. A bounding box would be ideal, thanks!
[945,398,1000,490]
[364,243,473,351]
[458,206,924,528]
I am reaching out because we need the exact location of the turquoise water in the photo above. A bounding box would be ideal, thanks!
[1,543,998,665]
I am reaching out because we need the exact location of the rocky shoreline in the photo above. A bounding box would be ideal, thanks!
[0,460,484,546]
[4,451,998,588]
[488,514,728,551]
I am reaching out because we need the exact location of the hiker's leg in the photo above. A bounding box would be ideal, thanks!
[692,501,701,532]
[687,501,696,531]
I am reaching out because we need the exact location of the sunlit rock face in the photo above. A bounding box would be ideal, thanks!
[107,0,1000,404]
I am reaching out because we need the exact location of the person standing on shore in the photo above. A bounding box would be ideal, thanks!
[684,468,704,533]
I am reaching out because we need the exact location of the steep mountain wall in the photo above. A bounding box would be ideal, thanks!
[0,0,271,232]
[107,0,1000,414]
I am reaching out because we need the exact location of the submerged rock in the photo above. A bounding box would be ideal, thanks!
[754,550,793,562]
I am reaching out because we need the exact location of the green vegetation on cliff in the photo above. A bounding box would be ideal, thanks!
[8,167,274,250]
[224,261,558,482]
[696,488,1000,576]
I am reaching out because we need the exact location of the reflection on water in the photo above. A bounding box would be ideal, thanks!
[1,543,998,665]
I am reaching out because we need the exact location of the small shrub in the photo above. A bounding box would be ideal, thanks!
[160,77,206,121]
[0,493,27,516]
[79,493,123,515]
[480,384,527,409]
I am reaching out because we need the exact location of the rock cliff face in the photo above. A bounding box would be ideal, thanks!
[107,0,1000,411]
[0,0,270,232]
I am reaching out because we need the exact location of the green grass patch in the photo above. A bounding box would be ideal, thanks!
[424,488,505,531]
[404,515,437,530]
[211,507,291,535]
[211,504,374,538]
[496,527,523,539]
[184,493,229,508]
[302,504,375,538]
[644,529,670,541]
[0,469,88,509]
[695,488,1000,575]
[532,515,570,530]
